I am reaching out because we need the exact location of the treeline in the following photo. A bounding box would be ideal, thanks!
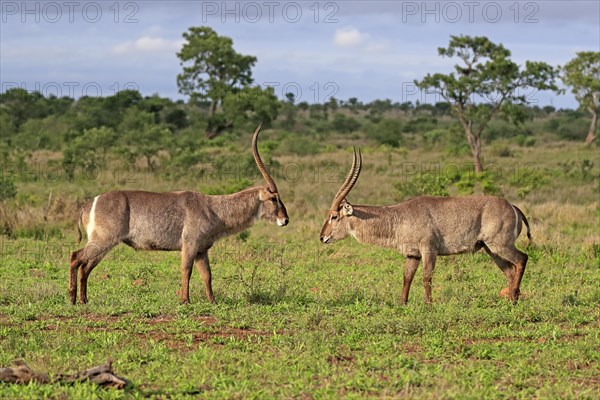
[0,87,593,173]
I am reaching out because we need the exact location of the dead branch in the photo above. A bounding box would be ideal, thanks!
[0,360,129,389]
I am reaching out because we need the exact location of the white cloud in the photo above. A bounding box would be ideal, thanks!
[333,27,369,48]
[112,36,183,55]
[332,27,388,54]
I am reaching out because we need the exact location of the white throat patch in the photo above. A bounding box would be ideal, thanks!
[349,227,358,239]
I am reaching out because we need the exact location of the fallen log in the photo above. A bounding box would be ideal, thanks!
[0,360,129,389]
[0,360,50,384]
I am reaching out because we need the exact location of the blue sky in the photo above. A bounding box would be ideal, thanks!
[1,1,598,108]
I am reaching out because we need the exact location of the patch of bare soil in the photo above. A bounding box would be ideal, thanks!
[141,326,275,350]
[34,313,273,350]
[326,354,356,365]
[463,332,586,346]
[28,269,46,278]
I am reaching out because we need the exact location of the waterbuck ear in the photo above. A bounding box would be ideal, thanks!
[258,188,272,201]
[342,203,354,216]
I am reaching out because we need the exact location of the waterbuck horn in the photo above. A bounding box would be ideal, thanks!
[331,147,362,210]
[252,124,278,193]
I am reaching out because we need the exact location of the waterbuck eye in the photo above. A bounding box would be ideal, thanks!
[331,215,338,220]
[270,197,277,203]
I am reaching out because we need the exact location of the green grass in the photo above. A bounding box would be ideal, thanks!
[1,142,599,398]
[0,234,598,398]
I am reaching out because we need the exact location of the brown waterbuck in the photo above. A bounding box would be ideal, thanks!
[69,125,289,305]
[320,149,531,304]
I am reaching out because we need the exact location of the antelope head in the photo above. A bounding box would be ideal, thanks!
[320,148,362,244]
[253,125,289,227]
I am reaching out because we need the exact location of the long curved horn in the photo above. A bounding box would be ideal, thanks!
[330,147,357,209]
[252,124,278,193]
[330,148,362,210]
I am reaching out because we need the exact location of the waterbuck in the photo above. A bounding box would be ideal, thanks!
[319,149,531,304]
[69,125,289,305]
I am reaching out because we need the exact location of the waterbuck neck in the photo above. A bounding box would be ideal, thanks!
[209,187,262,237]
[348,206,397,249]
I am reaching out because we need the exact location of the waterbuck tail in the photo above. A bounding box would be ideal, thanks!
[512,205,532,243]
[76,208,83,244]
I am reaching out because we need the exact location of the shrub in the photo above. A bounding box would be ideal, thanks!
[278,136,320,156]
[394,172,451,198]
[367,119,403,147]
[515,134,536,147]
[62,126,117,176]
[201,178,254,195]
[455,171,502,196]
[423,128,450,146]
[330,113,361,133]
[0,175,17,201]
[508,167,548,199]
[395,169,502,199]
[403,117,437,134]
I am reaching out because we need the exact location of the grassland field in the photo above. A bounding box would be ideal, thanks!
[0,139,599,398]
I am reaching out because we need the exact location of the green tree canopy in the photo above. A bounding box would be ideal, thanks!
[177,26,257,138]
[562,51,600,144]
[415,35,559,173]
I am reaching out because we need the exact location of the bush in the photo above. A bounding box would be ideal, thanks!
[508,167,548,199]
[422,128,450,145]
[63,126,117,175]
[330,114,361,133]
[278,136,320,156]
[454,171,502,196]
[0,175,17,201]
[395,169,502,199]
[544,112,590,141]
[403,117,437,134]
[201,178,254,195]
[367,119,403,147]
[394,172,451,198]
[515,134,536,147]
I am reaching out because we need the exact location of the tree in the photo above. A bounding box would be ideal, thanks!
[0,88,39,129]
[415,35,559,173]
[63,126,117,178]
[281,92,298,130]
[345,97,361,114]
[118,108,170,172]
[562,51,600,144]
[221,86,280,129]
[177,26,257,138]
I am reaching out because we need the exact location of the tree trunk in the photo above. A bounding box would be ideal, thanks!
[145,154,155,172]
[464,126,484,174]
[454,106,485,174]
[205,119,233,139]
[205,99,219,138]
[208,99,217,118]
[585,110,597,144]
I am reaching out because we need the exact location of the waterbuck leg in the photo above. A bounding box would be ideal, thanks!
[510,250,528,301]
[487,245,528,302]
[78,242,115,304]
[483,245,515,299]
[69,250,83,305]
[194,252,215,304]
[180,245,197,304]
[401,256,420,305]
[422,252,437,304]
